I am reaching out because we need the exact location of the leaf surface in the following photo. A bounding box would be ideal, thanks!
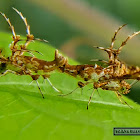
[0,32,140,140]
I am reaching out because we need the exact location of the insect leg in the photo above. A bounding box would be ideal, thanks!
[0,70,16,77]
[12,7,33,49]
[31,75,44,98]
[92,46,112,61]
[12,8,30,35]
[93,24,126,64]
[87,89,95,110]
[58,87,79,96]
[58,81,87,96]
[115,92,132,108]
[42,74,60,93]
[81,88,83,95]
[93,46,110,52]
[46,78,61,93]
[96,88,101,97]
[35,80,44,99]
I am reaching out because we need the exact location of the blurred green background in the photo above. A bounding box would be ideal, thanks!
[0,0,140,104]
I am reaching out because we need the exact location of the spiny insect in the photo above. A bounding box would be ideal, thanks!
[92,25,140,89]
[0,8,67,98]
[58,24,140,109]
[57,54,132,109]
[89,25,140,108]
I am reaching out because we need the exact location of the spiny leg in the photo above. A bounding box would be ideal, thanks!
[92,46,112,61]
[93,24,126,52]
[93,46,111,52]
[12,7,33,49]
[12,7,48,49]
[110,24,127,50]
[115,92,132,108]
[87,89,95,110]
[0,12,20,47]
[117,31,140,54]
[12,8,30,36]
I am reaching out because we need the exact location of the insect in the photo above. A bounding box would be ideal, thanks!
[89,25,140,108]
[58,24,140,109]
[92,25,140,90]
[0,8,67,98]
[57,54,132,109]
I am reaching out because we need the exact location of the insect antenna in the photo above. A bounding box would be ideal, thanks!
[12,7,48,49]
[115,91,132,109]
[87,89,95,110]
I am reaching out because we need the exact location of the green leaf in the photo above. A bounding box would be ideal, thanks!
[0,32,140,140]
